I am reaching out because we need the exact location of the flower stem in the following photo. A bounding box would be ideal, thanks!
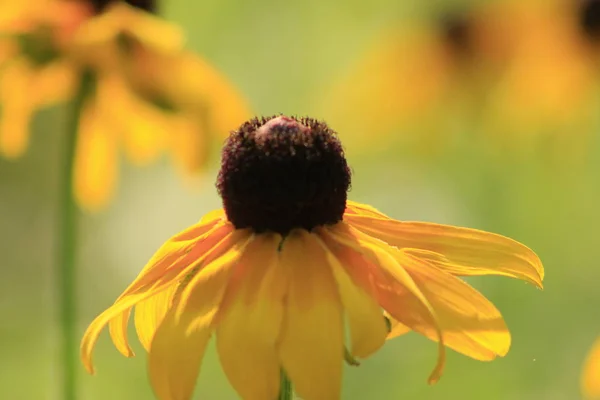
[278,369,293,400]
[57,70,92,400]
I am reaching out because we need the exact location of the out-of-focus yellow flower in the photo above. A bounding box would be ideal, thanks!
[323,0,600,156]
[481,0,597,143]
[0,0,250,211]
[583,337,600,399]
[321,7,498,152]
[81,116,544,400]
[122,46,252,173]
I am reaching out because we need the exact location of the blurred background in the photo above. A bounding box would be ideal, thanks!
[1,0,599,399]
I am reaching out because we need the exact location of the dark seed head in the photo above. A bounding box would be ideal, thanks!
[440,11,473,56]
[579,0,600,42]
[217,115,351,235]
[89,0,157,14]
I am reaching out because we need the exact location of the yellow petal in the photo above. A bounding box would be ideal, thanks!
[72,100,118,211]
[345,201,390,219]
[400,252,510,360]
[0,59,74,158]
[134,284,178,352]
[278,230,344,400]
[0,58,34,158]
[96,74,166,165]
[128,49,250,136]
[168,117,208,174]
[344,206,544,288]
[116,219,230,300]
[148,232,252,400]
[178,54,250,136]
[199,208,225,224]
[114,3,185,54]
[583,337,600,399]
[317,229,388,359]
[0,39,19,66]
[328,223,446,384]
[32,61,76,107]
[73,3,184,54]
[81,281,177,373]
[107,222,233,357]
[80,227,239,373]
[216,233,284,400]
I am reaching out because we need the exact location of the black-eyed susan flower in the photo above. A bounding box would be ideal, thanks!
[583,337,600,399]
[0,0,250,210]
[320,6,502,155]
[81,115,544,400]
[480,0,597,144]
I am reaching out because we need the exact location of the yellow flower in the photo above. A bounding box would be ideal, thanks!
[481,0,597,142]
[81,116,544,400]
[323,0,600,156]
[583,337,600,399]
[0,0,250,210]
[321,7,496,153]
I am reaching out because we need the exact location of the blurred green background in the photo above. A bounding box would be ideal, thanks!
[2,0,599,399]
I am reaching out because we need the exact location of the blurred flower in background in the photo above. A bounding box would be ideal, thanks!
[583,337,600,399]
[480,0,598,148]
[322,0,600,158]
[320,5,498,153]
[0,0,250,211]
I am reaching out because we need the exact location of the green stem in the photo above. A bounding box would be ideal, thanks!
[57,70,92,400]
[278,369,293,400]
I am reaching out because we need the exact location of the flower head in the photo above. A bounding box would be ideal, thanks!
[579,0,600,45]
[480,0,597,142]
[81,115,544,400]
[0,0,250,210]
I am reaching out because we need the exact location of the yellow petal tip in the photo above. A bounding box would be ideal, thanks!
[82,361,96,375]
[427,375,441,385]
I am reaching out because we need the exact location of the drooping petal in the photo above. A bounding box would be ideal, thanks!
[278,230,344,400]
[80,228,242,373]
[316,230,388,359]
[344,207,544,288]
[81,282,177,373]
[583,337,600,400]
[72,3,184,54]
[148,232,252,400]
[399,252,510,360]
[113,3,185,54]
[168,117,208,175]
[0,58,35,158]
[32,61,76,107]
[72,100,118,211]
[128,49,250,137]
[116,220,231,299]
[327,223,446,384]
[107,222,233,357]
[216,233,285,400]
[134,284,178,351]
[0,57,74,162]
[96,75,167,165]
